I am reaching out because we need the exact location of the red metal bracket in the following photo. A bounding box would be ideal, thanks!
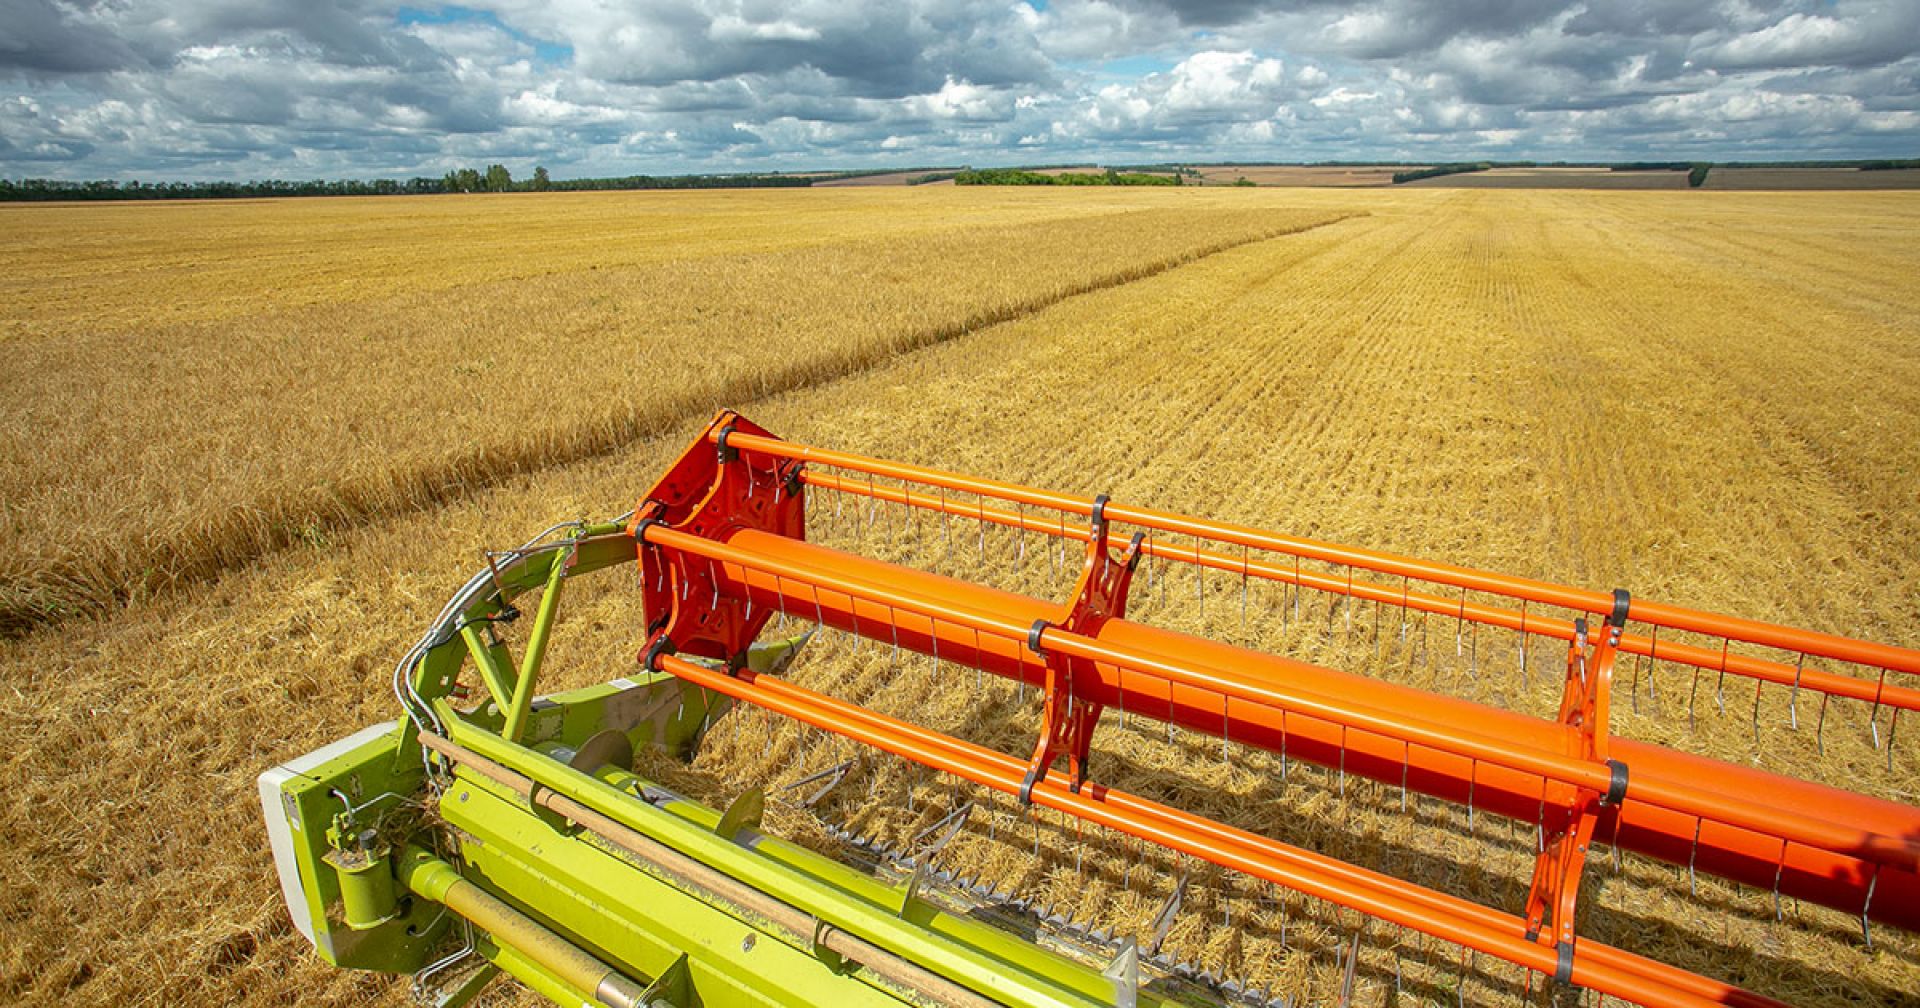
[1525,614,1626,979]
[1021,499,1144,803]
[629,410,806,666]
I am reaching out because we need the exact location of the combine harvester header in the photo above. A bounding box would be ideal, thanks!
[263,411,1918,1008]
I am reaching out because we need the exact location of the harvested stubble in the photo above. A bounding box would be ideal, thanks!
[1,188,1917,1008]
[0,188,1347,633]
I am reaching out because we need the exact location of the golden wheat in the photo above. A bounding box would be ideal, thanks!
[0,188,1349,631]
[1,188,1916,1007]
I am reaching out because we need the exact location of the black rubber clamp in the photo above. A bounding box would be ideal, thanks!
[642,634,677,672]
[1123,531,1147,570]
[632,511,664,543]
[1573,617,1588,644]
[1028,618,1050,657]
[1555,941,1575,984]
[1018,766,1042,805]
[1090,493,1110,527]
[781,460,805,496]
[1602,758,1629,806]
[1607,588,1631,628]
[715,419,739,464]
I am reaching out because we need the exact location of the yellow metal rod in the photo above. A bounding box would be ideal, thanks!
[398,847,647,1008]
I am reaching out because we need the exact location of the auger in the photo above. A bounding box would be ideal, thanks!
[263,410,1919,1008]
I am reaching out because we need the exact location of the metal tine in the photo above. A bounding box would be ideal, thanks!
[1344,567,1355,636]
[976,493,988,565]
[1280,708,1290,782]
[1887,708,1901,772]
[1861,866,1879,948]
[1337,726,1348,800]
[1465,764,1477,836]
[1391,923,1405,1001]
[1816,692,1830,755]
[1688,818,1702,896]
[1869,666,1889,749]
[1770,837,1788,922]
[1223,694,1232,765]
[1241,543,1251,645]
[1751,678,1763,743]
[1291,557,1301,629]
[1455,586,1467,659]
[940,488,952,560]
[1146,871,1189,955]
[1399,745,1411,812]
[1716,639,1731,717]
[774,759,857,807]
[1631,638,1643,715]
[1518,601,1529,688]
[900,480,917,554]
[1647,626,1659,701]
[1195,535,1206,618]
[1336,929,1360,1008]
[904,800,973,868]
[1789,653,1804,729]
[1400,576,1411,647]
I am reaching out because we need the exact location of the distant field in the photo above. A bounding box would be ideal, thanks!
[812,170,956,187]
[1402,166,1691,188]
[1398,165,1920,189]
[1705,166,1920,189]
[2,188,1917,1008]
[1191,165,1420,186]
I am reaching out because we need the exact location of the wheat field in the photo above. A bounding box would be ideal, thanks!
[1,187,1916,1008]
[0,188,1347,633]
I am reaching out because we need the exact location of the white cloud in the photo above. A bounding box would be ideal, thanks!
[0,0,1916,178]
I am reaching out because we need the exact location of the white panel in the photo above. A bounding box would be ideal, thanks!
[257,720,398,947]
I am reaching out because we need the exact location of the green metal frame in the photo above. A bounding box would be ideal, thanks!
[265,522,1196,1007]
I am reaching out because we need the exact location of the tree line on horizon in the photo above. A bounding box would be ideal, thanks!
[0,163,932,201]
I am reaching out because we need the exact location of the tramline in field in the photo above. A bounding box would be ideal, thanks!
[262,410,1920,1008]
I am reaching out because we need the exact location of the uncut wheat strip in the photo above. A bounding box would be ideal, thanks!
[0,203,1352,633]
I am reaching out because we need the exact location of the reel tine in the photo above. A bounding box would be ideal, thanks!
[1147,870,1188,955]
[1688,664,1702,733]
[1241,543,1251,644]
[1716,639,1731,717]
[1647,627,1659,700]
[1518,601,1529,687]
[1886,708,1900,772]
[1336,929,1360,1008]
[1869,667,1889,750]
[1789,653,1804,730]
[1291,557,1301,629]
[1193,535,1205,619]
[1688,818,1702,897]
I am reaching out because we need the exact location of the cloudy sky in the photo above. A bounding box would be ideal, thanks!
[4,0,1918,180]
